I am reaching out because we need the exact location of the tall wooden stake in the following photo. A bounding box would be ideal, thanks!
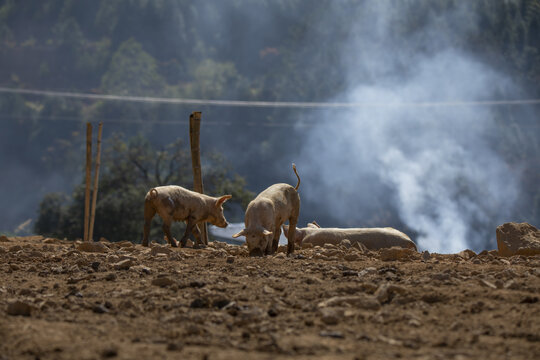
[84,123,92,242]
[189,112,208,245]
[88,123,103,242]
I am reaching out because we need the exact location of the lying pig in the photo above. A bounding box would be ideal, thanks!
[142,185,232,247]
[233,164,301,256]
[282,223,417,251]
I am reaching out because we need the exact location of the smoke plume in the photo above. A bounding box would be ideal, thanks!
[295,3,519,252]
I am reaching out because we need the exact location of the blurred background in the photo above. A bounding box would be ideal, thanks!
[0,0,538,252]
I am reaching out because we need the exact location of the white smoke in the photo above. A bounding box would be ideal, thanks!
[296,4,519,253]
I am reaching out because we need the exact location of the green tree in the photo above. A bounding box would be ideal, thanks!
[101,38,165,96]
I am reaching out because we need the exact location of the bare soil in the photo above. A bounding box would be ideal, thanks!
[1,236,539,360]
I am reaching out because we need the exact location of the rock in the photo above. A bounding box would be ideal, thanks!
[340,239,352,249]
[263,285,274,294]
[212,298,231,309]
[375,283,407,303]
[77,242,108,253]
[504,280,521,290]
[115,241,133,248]
[342,270,358,277]
[319,330,345,339]
[234,307,265,326]
[101,346,118,358]
[344,254,361,261]
[358,267,377,277]
[274,252,286,259]
[422,250,431,261]
[190,298,209,308]
[478,279,497,289]
[93,304,109,314]
[457,249,476,260]
[320,308,343,325]
[380,247,415,261]
[0,235,9,242]
[9,245,22,252]
[130,265,152,275]
[305,276,323,285]
[113,259,133,270]
[152,277,175,287]
[43,238,62,244]
[421,292,446,304]
[151,245,172,256]
[317,295,381,310]
[496,222,540,257]
[189,280,206,288]
[27,250,43,258]
[105,273,117,281]
[226,256,235,264]
[6,300,33,316]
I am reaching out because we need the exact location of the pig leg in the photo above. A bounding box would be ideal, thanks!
[271,225,282,254]
[142,201,156,247]
[191,224,204,248]
[179,218,197,247]
[287,217,298,255]
[162,219,178,247]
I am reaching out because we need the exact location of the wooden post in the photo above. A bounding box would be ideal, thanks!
[189,112,208,245]
[88,123,103,242]
[84,123,92,242]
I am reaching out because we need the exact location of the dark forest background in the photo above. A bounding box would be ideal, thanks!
[0,0,539,251]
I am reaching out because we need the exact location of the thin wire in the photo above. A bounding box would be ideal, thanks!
[0,114,318,127]
[1,86,540,108]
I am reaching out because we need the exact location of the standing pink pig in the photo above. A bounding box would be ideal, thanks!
[142,185,232,247]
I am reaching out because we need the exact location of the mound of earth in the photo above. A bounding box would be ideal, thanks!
[1,236,539,359]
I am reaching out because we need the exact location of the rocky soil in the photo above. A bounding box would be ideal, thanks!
[1,235,539,359]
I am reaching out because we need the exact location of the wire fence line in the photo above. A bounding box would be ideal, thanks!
[2,86,540,108]
[0,114,320,127]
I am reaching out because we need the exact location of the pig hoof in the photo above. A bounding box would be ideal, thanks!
[171,240,179,247]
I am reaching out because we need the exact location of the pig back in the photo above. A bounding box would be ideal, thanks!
[146,185,206,221]
[303,227,416,250]
[255,183,300,218]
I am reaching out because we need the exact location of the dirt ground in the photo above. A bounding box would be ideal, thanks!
[1,235,539,360]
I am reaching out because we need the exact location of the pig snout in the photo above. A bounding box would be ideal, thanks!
[249,248,264,257]
[215,220,228,228]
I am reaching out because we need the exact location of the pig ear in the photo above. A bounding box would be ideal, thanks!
[262,229,273,236]
[282,225,289,235]
[216,195,232,207]
[307,221,320,228]
[232,229,246,238]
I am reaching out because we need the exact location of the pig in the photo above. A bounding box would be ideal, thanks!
[282,223,417,251]
[232,164,301,256]
[142,185,232,247]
